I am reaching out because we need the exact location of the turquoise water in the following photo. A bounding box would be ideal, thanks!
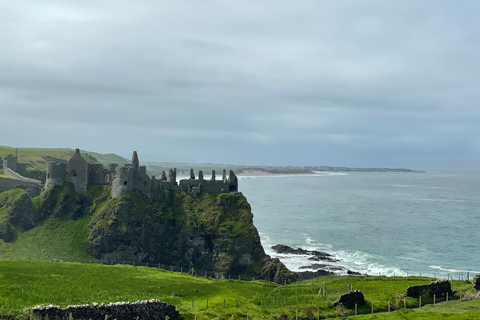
[239,172,480,278]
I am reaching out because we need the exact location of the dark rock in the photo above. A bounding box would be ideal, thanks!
[8,192,35,230]
[347,270,362,275]
[334,290,365,308]
[473,275,480,290]
[271,244,339,262]
[299,264,327,270]
[0,221,15,242]
[403,280,452,298]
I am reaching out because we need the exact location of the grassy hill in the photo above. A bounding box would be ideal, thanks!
[0,261,478,320]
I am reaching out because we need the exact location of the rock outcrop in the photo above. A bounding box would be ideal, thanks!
[403,280,452,298]
[473,275,480,290]
[272,244,339,262]
[334,290,365,308]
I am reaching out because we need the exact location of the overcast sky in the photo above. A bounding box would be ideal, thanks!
[1,1,479,169]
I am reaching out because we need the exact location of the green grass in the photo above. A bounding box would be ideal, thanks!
[0,216,93,262]
[0,261,478,320]
[0,170,12,179]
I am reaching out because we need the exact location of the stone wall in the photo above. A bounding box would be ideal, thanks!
[3,167,41,185]
[45,162,66,189]
[65,149,89,194]
[30,299,179,320]
[46,149,239,199]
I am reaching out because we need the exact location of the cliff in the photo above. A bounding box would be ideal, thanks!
[0,184,298,282]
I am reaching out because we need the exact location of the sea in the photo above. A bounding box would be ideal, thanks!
[238,171,480,279]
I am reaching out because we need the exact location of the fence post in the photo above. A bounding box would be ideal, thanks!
[434,294,436,305]
[296,310,298,320]
[371,302,373,314]
[419,296,422,308]
[388,300,390,312]
[404,298,406,309]
[355,303,357,316]
[105,315,108,320]
[236,298,238,307]
[318,307,320,320]
[192,299,194,308]
[467,272,469,281]
[446,292,448,302]
[261,297,263,306]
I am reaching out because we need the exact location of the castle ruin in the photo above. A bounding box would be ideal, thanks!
[45,149,238,198]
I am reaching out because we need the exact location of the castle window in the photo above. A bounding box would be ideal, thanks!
[47,173,50,179]
[72,170,77,177]
[124,181,127,185]
[144,182,147,187]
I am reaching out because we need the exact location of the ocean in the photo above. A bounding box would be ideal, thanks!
[239,171,480,278]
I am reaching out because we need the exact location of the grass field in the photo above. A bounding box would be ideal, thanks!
[0,261,478,320]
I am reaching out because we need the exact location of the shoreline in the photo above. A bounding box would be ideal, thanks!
[238,170,326,177]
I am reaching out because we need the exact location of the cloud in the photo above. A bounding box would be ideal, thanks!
[0,1,479,168]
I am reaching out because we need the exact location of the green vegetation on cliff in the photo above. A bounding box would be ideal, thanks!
[0,184,271,279]
[0,261,478,320]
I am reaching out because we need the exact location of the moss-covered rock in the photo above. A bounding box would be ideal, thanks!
[88,190,269,278]
[0,185,299,283]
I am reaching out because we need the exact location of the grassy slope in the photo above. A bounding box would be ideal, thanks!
[0,186,112,263]
[0,216,93,262]
[0,261,478,320]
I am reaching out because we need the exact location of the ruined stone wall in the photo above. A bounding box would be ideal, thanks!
[3,167,41,184]
[133,166,151,198]
[45,162,66,189]
[30,299,179,320]
[89,163,108,186]
[111,166,134,198]
[176,170,238,194]
[107,164,118,183]
[3,155,17,172]
[65,149,89,195]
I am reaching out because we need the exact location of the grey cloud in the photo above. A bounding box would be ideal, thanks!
[1,1,479,168]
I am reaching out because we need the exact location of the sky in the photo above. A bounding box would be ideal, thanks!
[1,1,479,169]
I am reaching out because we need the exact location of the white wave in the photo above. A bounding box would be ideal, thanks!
[429,265,480,274]
[260,232,404,276]
[324,172,350,176]
[416,198,465,202]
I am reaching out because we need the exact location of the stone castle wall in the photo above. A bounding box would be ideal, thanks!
[46,149,239,198]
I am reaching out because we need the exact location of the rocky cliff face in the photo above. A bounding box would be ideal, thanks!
[0,184,296,282]
[88,190,268,277]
